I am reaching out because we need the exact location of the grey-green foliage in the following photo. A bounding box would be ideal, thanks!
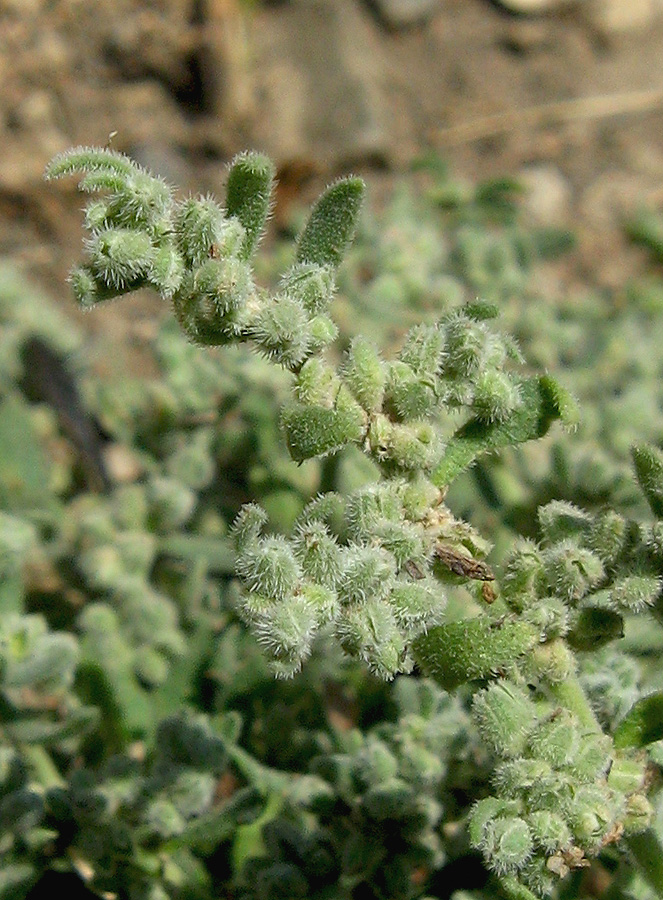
[45,146,575,681]
[453,477,663,896]
[0,261,253,896]
[27,147,663,900]
[234,677,480,900]
[332,168,663,552]
[0,710,255,900]
[233,478,457,679]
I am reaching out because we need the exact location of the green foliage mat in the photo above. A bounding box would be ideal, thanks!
[0,150,662,900]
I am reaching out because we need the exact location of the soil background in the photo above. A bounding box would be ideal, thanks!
[5,0,663,339]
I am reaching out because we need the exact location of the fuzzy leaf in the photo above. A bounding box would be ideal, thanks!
[44,146,138,181]
[412,617,538,691]
[167,787,264,855]
[566,607,624,652]
[296,177,365,268]
[3,706,99,745]
[0,395,56,513]
[632,443,663,518]
[614,692,663,749]
[226,152,275,260]
[626,830,663,899]
[432,376,577,487]
[281,401,365,462]
[498,876,542,900]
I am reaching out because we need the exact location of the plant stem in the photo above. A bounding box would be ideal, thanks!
[23,745,64,789]
[547,674,601,733]
[626,830,663,899]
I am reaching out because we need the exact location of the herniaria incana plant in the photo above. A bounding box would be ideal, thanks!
[40,146,663,899]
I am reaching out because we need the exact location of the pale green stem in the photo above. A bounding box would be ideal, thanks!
[626,830,663,899]
[23,745,64,789]
[547,674,601,733]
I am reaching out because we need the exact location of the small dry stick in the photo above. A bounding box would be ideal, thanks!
[434,86,663,146]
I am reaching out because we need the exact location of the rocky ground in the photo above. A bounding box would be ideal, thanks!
[4,0,663,325]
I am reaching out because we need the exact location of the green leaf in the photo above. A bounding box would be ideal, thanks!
[0,395,57,513]
[157,534,235,573]
[626,830,663,899]
[632,443,663,518]
[151,621,216,726]
[296,177,365,268]
[78,603,155,742]
[0,570,24,615]
[167,787,264,856]
[626,208,663,261]
[498,876,541,900]
[433,376,578,487]
[44,146,138,181]
[532,226,576,260]
[281,401,365,462]
[75,661,151,749]
[231,792,284,874]
[614,692,663,749]
[0,862,36,900]
[3,706,99,745]
[226,152,275,260]
[566,607,624,652]
[412,617,538,691]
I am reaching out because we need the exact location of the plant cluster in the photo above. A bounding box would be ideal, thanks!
[235,677,479,900]
[0,147,660,900]
[43,146,576,682]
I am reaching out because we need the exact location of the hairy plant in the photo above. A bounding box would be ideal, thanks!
[0,146,656,900]
[43,147,576,683]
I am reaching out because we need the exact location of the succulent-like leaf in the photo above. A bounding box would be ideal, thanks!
[44,146,139,181]
[432,376,577,487]
[614,692,663,749]
[413,617,538,691]
[632,443,663,518]
[225,152,275,260]
[296,177,365,268]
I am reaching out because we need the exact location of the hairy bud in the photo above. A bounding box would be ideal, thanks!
[280,262,335,314]
[472,370,521,423]
[610,574,661,612]
[343,337,386,413]
[236,536,302,602]
[295,358,339,406]
[292,520,342,585]
[173,257,251,345]
[386,362,437,422]
[527,710,579,768]
[564,784,616,851]
[250,294,312,369]
[537,501,591,546]
[281,396,366,462]
[472,682,539,758]
[88,227,154,289]
[527,810,571,854]
[399,324,444,377]
[175,196,235,268]
[338,546,395,605]
[225,151,275,260]
[483,816,534,874]
[336,599,406,679]
[632,442,663,518]
[542,541,604,602]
